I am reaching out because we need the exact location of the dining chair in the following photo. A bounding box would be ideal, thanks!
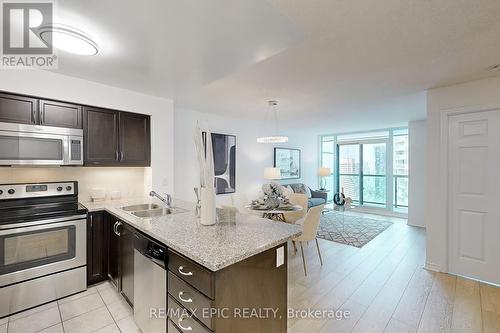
[284,193,308,223]
[293,204,325,276]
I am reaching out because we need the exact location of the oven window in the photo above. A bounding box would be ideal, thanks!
[0,226,76,275]
[0,135,63,160]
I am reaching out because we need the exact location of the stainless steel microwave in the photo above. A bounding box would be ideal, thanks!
[0,122,83,166]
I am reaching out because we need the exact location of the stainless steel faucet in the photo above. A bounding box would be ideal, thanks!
[149,191,172,208]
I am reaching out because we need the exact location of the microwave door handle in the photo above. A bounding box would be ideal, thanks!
[63,137,70,165]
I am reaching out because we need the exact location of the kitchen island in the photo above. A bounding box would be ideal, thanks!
[82,198,301,333]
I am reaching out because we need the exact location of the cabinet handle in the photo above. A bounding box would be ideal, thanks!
[31,109,36,124]
[90,214,93,229]
[116,222,121,236]
[178,266,193,276]
[41,110,45,124]
[177,317,192,331]
[115,151,119,161]
[113,221,121,236]
[120,151,124,161]
[178,291,193,303]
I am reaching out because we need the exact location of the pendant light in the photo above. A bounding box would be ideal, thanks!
[256,100,288,144]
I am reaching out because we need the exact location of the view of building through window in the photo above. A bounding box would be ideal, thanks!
[320,128,408,212]
[393,131,409,209]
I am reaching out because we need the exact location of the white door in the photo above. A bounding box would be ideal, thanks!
[448,110,500,284]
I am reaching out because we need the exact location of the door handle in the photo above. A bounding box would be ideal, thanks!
[178,266,193,276]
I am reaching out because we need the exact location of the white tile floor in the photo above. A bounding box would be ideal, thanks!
[0,281,137,333]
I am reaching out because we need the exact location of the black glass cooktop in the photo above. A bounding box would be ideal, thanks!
[0,196,87,225]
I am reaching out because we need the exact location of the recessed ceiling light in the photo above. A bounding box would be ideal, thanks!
[38,24,99,56]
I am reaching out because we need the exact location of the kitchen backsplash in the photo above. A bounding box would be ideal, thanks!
[0,167,150,201]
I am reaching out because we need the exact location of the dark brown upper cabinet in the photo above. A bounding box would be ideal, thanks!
[0,92,38,125]
[119,112,151,165]
[84,107,120,165]
[39,99,82,128]
[83,107,150,166]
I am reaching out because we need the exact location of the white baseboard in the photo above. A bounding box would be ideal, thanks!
[424,261,442,272]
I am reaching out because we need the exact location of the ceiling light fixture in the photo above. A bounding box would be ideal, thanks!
[39,24,99,56]
[257,100,288,144]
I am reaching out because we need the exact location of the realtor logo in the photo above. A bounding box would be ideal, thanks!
[1,1,57,68]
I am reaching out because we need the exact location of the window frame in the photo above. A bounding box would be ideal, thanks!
[319,127,408,213]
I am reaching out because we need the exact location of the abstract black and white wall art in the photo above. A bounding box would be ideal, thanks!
[274,147,301,179]
[210,133,236,194]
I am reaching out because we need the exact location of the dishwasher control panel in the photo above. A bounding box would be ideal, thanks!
[147,242,166,261]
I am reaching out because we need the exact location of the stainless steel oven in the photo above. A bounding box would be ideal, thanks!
[0,181,87,318]
[0,215,86,286]
[0,122,83,166]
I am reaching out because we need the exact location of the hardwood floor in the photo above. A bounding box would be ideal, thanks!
[287,213,500,333]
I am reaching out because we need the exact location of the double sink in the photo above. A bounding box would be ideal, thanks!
[121,203,187,218]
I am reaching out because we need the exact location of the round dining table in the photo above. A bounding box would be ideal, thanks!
[246,205,303,223]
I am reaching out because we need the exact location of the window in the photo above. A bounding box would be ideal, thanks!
[338,144,360,201]
[320,136,335,201]
[320,127,409,213]
[362,142,387,207]
[393,129,408,210]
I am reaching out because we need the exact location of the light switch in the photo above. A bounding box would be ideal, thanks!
[276,246,284,267]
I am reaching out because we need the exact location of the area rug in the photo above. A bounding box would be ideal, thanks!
[317,211,393,248]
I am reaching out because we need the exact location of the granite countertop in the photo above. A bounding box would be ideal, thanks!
[80,197,302,271]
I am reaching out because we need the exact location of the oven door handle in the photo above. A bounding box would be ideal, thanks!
[0,218,86,235]
[0,215,87,230]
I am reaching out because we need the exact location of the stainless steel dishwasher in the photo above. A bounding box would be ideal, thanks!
[133,232,167,333]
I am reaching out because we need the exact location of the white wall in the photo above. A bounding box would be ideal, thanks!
[408,120,426,228]
[173,107,318,206]
[426,75,500,272]
[0,70,174,196]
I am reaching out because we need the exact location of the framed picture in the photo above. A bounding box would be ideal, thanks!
[274,147,301,179]
[204,132,236,194]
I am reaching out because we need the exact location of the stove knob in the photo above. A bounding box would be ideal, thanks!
[66,186,72,191]
[8,189,15,195]
[0,190,3,195]
[57,186,63,191]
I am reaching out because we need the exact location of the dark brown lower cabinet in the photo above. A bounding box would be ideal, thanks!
[87,211,289,333]
[102,216,134,306]
[87,212,108,285]
[168,245,288,333]
[107,215,121,288]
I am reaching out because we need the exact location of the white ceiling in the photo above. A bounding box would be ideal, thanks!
[48,0,302,97]
[48,0,500,132]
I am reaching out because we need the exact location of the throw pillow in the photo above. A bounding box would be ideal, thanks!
[282,185,294,198]
[289,184,312,198]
